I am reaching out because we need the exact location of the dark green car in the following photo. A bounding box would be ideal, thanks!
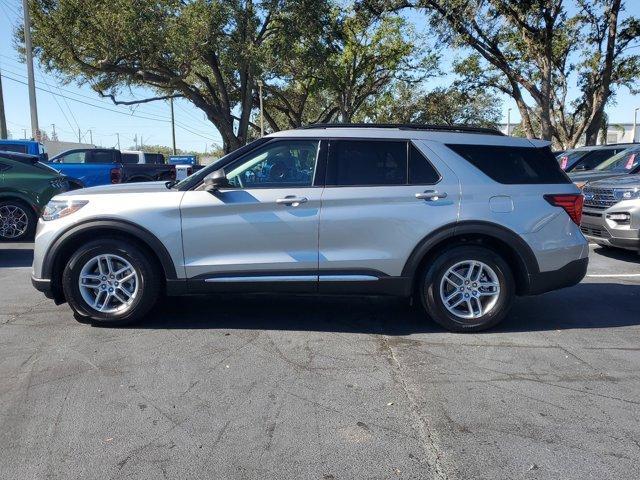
[0,151,71,241]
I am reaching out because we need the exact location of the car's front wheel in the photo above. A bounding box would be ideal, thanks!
[62,238,160,326]
[420,246,515,332]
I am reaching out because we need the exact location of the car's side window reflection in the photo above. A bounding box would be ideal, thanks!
[225,140,319,188]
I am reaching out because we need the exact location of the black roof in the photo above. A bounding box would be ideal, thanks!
[0,150,40,164]
[299,123,505,136]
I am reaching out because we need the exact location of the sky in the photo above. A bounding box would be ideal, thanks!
[1,0,640,150]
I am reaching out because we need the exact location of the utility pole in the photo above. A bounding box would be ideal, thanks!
[170,97,176,154]
[89,129,93,145]
[139,134,143,150]
[23,129,27,139]
[506,108,512,136]
[22,0,40,140]
[634,108,639,143]
[257,79,264,137]
[0,68,7,139]
[78,128,81,142]
[51,123,56,140]
[116,133,120,150]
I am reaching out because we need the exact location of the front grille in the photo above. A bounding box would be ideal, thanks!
[580,224,610,238]
[582,186,617,209]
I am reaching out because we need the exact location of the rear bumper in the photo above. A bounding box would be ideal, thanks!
[525,257,588,295]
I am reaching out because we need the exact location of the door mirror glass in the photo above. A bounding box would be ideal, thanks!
[204,169,229,191]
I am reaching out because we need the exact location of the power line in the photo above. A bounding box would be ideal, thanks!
[3,73,223,143]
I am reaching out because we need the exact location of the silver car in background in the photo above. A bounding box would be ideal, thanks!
[581,174,640,252]
[31,124,588,332]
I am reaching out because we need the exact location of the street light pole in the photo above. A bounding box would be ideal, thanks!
[634,107,639,143]
[170,97,176,155]
[22,0,40,140]
[257,80,264,137]
[506,108,512,136]
[0,68,7,139]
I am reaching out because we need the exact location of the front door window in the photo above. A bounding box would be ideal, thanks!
[225,140,319,189]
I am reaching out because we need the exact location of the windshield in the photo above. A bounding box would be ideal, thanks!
[557,150,587,170]
[595,148,640,173]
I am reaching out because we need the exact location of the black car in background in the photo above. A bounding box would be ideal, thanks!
[558,144,633,172]
[569,145,640,185]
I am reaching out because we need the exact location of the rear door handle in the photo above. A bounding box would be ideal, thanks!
[276,196,308,206]
[415,190,447,201]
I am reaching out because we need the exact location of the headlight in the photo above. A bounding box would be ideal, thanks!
[613,188,640,201]
[42,200,88,221]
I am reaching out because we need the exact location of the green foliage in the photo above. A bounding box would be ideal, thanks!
[367,0,640,148]
[353,84,501,127]
[24,0,334,152]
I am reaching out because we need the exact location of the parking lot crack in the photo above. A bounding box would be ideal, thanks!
[377,335,451,480]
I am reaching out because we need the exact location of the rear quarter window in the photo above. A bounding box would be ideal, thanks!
[447,144,570,184]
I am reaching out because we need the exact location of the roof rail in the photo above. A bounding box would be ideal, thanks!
[299,123,505,136]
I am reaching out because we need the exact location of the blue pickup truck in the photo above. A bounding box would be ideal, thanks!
[0,139,48,162]
[0,141,176,187]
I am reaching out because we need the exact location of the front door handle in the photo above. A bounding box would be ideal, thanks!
[415,190,447,201]
[276,196,308,206]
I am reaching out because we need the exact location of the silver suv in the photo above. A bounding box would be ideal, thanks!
[31,125,588,332]
[581,174,640,251]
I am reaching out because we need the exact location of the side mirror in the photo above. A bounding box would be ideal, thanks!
[204,169,229,192]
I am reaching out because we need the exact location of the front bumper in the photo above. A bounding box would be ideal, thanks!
[31,275,53,297]
[580,204,640,251]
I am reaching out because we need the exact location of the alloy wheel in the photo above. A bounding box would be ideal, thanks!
[0,204,29,239]
[78,254,139,314]
[439,260,501,320]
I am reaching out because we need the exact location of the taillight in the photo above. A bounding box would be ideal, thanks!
[110,167,122,184]
[187,167,193,176]
[544,194,584,225]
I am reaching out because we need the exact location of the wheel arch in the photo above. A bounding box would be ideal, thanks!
[43,219,178,301]
[402,221,539,296]
[0,193,38,214]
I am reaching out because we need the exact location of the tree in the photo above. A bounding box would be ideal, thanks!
[23,0,333,153]
[258,9,436,131]
[353,83,502,126]
[364,0,640,148]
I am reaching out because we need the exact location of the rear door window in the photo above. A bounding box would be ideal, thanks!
[121,153,139,164]
[447,144,570,184]
[86,151,116,163]
[326,140,407,186]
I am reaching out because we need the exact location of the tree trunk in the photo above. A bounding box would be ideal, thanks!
[585,106,605,145]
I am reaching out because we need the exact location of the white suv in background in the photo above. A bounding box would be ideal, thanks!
[31,124,588,332]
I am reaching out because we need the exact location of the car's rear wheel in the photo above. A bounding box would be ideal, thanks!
[419,246,515,332]
[62,238,160,326]
[0,199,36,241]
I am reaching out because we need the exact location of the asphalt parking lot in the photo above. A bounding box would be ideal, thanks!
[1,243,639,480]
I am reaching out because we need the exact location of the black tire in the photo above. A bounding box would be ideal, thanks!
[62,238,161,326]
[419,246,515,332]
[0,199,37,241]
